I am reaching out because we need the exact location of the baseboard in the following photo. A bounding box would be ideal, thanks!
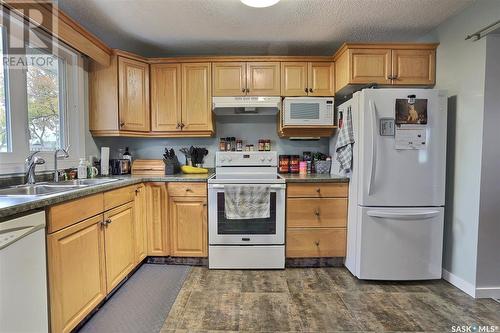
[442,269,476,297]
[475,287,500,299]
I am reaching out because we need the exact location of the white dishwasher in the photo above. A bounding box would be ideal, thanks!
[0,211,48,333]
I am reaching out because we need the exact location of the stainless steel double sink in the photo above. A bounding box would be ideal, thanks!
[0,178,120,197]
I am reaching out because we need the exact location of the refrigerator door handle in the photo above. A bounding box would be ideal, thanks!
[367,100,378,195]
[367,210,441,220]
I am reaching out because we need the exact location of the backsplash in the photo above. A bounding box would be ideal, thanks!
[92,116,329,167]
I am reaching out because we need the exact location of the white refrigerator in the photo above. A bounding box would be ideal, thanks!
[342,88,447,280]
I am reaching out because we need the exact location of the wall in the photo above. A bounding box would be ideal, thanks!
[92,115,329,167]
[419,0,500,296]
[475,34,500,298]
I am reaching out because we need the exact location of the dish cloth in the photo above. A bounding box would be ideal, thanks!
[224,185,270,220]
[335,106,355,172]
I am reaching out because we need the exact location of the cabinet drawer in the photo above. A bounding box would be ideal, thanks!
[287,198,347,228]
[286,228,346,258]
[287,183,348,198]
[168,182,206,197]
[47,193,104,233]
[104,185,135,211]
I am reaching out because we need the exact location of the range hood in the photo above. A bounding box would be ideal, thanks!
[213,96,281,116]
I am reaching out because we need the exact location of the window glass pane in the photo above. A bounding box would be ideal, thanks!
[27,51,65,151]
[0,28,11,152]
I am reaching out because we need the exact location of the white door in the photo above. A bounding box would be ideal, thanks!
[356,89,447,207]
[357,206,444,280]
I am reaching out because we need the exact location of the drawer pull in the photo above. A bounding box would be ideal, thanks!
[316,188,321,193]
[314,209,320,217]
[185,188,192,192]
[314,240,320,246]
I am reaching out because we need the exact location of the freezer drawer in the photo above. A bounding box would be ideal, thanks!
[357,206,444,280]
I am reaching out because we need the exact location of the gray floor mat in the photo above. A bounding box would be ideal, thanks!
[78,264,191,333]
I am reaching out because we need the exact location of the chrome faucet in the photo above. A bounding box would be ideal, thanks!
[25,151,46,185]
[53,146,70,182]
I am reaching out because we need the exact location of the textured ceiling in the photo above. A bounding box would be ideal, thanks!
[58,0,472,57]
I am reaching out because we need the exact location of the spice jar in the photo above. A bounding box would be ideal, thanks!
[225,137,231,151]
[258,139,265,151]
[219,138,226,151]
[264,139,271,151]
[299,161,307,175]
[278,155,290,173]
[289,155,300,174]
[236,139,243,151]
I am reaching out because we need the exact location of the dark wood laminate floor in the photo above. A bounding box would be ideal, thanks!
[161,267,500,332]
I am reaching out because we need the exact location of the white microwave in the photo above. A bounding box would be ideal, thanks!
[282,97,334,126]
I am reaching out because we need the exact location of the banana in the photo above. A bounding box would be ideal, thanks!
[181,165,209,174]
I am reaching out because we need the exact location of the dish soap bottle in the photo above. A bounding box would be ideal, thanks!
[78,158,88,179]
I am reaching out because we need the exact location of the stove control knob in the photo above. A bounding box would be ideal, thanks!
[220,158,226,162]
[227,157,232,162]
[267,157,273,162]
[260,157,265,162]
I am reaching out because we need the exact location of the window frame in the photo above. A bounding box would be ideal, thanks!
[0,11,85,175]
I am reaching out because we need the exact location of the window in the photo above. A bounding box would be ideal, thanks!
[0,28,10,153]
[0,11,85,174]
[26,51,65,152]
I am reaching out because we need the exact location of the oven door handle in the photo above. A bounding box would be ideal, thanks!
[211,184,285,189]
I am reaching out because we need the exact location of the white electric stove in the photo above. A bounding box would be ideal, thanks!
[208,151,285,269]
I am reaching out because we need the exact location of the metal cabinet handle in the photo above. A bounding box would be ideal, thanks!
[304,88,308,93]
[309,88,313,93]
[316,188,321,193]
[185,188,192,192]
[314,240,320,246]
[176,123,181,129]
[202,203,207,207]
[180,123,185,129]
[246,88,250,93]
[242,88,246,93]
[106,219,112,225]
[314,209,320,217]
[120,122,125,127]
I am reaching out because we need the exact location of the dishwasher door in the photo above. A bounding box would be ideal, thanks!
[0,211,48,333]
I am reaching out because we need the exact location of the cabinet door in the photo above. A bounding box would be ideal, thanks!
[281,62,308,96]
[246,62,280,96]
[212,62,246,96]
[118,57,150,131]
[391,49,436,85]
[349,49,392,85]
[170,196,207,257]
[47,215,106,333]
[134,184,147,263]
[151,64,182,131]
[146,183,169,256]
[103,202,135,293]
[181,63,213,132]
[308,62,335,96]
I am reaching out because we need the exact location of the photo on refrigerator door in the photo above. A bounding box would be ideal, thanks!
[395,99,428,125]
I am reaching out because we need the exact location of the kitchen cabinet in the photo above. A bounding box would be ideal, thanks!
[151,63,182,132]
[134,183,148,263]
[168,183,208,257]
[89,54,150,135]
[146,183,170,256]
[47,215,106,333]
[103,202,136,293]
[285,182,348,258]
[181,63,213,132]
[334,43,437,94]
[212,61,280,96]
[281,62,335,96]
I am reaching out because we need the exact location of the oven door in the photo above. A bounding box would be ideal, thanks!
[208,183,285,245]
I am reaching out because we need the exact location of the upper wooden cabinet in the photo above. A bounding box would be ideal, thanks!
[150,63,214,136]
[212,61,280,96]
[334,43,438,94]
[90,54,150,135]
[281,62,335,96]
[151,64,182,132]
[182,63,213,132]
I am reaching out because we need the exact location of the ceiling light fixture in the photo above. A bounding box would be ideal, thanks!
[240,0,280,8]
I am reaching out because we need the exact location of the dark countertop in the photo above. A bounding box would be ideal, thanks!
[0,173,214,220]
[282,173,349,183]
[0,172,348,220]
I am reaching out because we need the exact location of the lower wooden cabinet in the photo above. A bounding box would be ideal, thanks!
[134,184,148,263]
[170,195,208,257]
[103,202,136,293]
[47,215,106,333]
[146,183,170,256]
[285,182,348,258]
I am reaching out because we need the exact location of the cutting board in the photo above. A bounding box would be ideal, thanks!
[131,159,165,176]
